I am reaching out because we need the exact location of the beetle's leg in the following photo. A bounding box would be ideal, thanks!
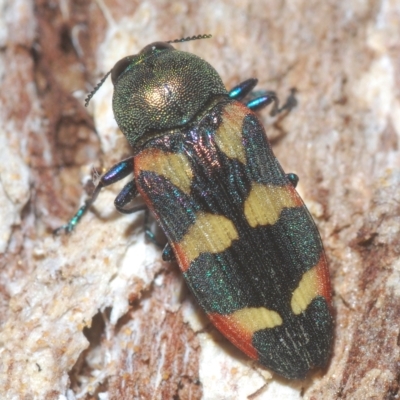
[113,182,177,262]
[286,173,299,188]
[114,180,146,214]
[144,209,158,244]
[246,88,297,115]
[162,243,176,262]
[54,157,135,234]
[144,209,165,247]
[246,91,278,112]
[143,210,176,261]
[115,181,175,261]
[228,78,258,100]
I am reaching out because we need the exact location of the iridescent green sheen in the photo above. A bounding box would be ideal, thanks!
[253,297,332,379]
[112,47,227,148]
[59,39,333,380]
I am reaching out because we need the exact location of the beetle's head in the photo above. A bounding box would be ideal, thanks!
[86,35,227,148]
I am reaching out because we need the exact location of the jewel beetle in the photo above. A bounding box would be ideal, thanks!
[57,34,333,380]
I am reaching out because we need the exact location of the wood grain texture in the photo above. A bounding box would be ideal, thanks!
[0,0,399,399]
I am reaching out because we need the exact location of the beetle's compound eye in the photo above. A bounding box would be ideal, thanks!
[111,56,133,85]
[139,41,174,55]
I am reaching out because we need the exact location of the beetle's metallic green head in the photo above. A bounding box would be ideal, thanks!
[92,38,226,148]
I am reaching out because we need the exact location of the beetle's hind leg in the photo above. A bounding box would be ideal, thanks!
[143,210,176,262]
[286,173,299,188]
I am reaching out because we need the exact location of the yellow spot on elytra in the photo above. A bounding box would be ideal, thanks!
[138,150,193,194]
[231,307,283,332]
[291,266,319,315]
[215,102,247,164]
[244,183,301,227]
[178,213,238,264]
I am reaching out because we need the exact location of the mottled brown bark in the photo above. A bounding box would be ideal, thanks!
[0,1,399,399]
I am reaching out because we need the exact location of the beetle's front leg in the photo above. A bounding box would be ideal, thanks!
[55,156,135,233]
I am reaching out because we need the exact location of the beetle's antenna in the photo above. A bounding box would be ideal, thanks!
[85,69,112,107]
[167,34,212,44]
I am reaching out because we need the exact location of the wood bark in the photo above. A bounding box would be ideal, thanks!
[0,1,399,399]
